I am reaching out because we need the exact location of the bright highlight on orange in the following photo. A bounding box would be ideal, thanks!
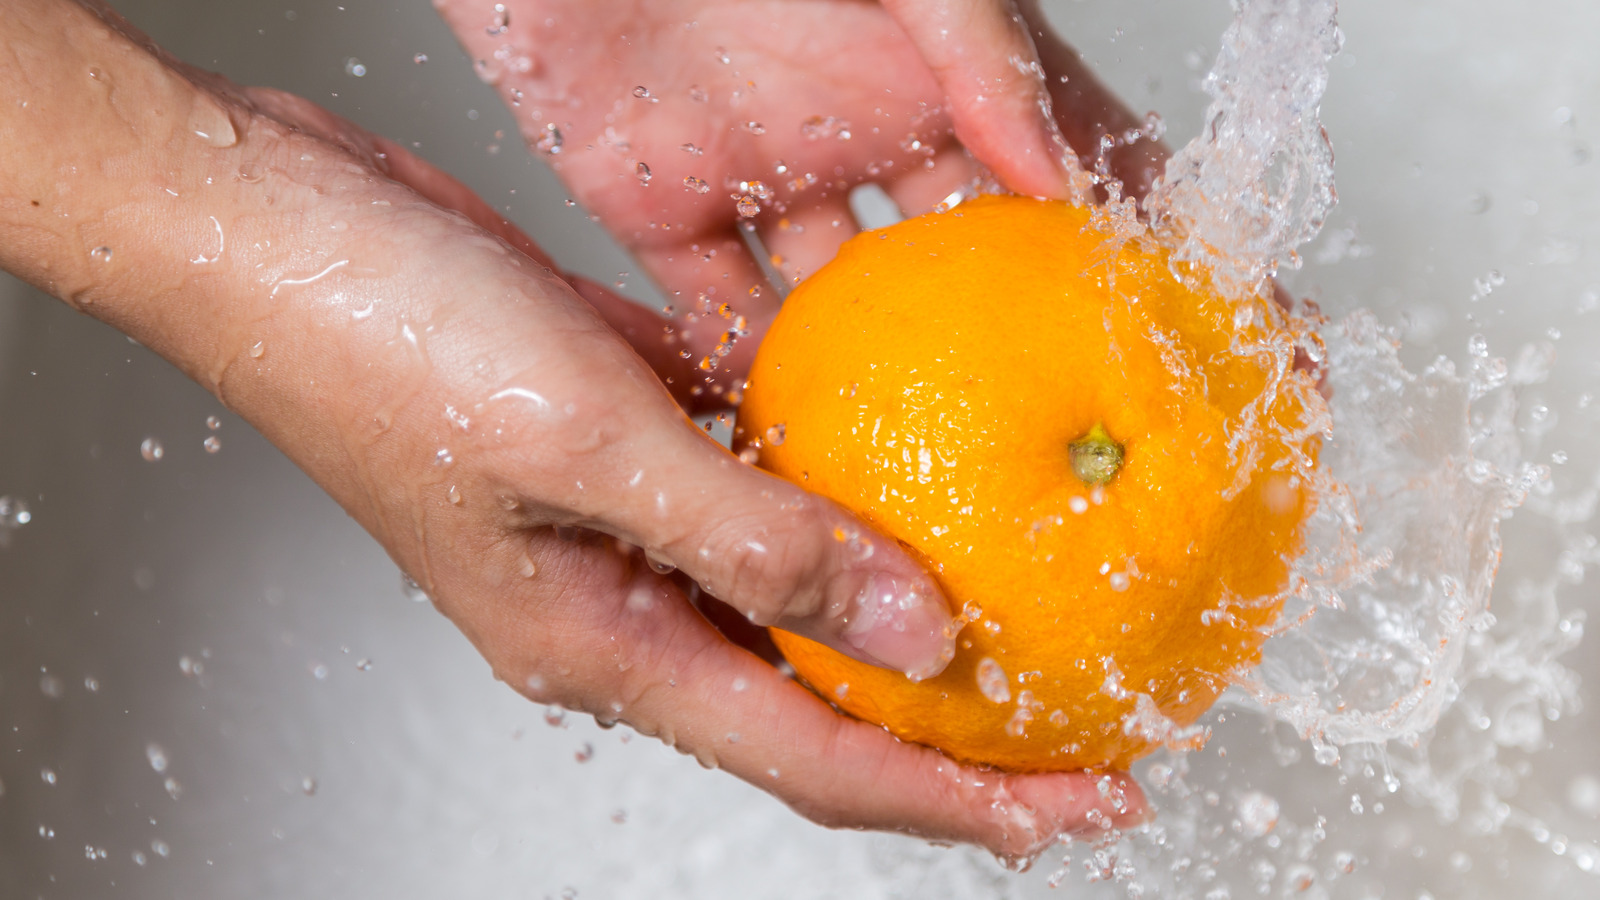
[738,195,1322,772]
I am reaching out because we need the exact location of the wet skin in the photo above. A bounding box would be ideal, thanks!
[0,0,1164,862]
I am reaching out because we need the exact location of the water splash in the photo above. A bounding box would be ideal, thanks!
[1025,0,1587,894]
[1145,0,1342,299]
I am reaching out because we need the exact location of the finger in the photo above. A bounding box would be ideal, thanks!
[481,375,957,679]
[881,0,1085,200]
[490,545,1146,858]
[1015,0,1170,202]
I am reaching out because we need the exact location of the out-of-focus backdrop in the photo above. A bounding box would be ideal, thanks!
[3,1,1597,897]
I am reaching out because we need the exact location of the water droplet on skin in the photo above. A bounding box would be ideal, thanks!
[714,47,730,64]
[447,485,463,505]
[486,3,510,35]
[680,142,702,156]
[976,657,1011,704]
[683,175,710,194]
[744,121,766,135]
[535,124,563,154]
[736,194,761,217]
[645,552,676,575]
[631,85,653,101]
[89,245,112,263]
[248,340,265,358]
[635,162,652,184]
[202,436,221,454]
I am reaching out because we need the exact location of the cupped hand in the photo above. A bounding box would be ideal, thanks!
[3,0,1146,861]
[434,0,1170,404]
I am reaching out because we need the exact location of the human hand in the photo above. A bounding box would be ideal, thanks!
[433,0,1171,396]
[1,0,1146,862]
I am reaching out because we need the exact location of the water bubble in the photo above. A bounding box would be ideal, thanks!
[40,768,56,786]
[343,58,367,77]
[635,162,652,184]
[800,115,851,141]
[744,121,766,135]
[645,552,676,575]
[544,706,567,728]
[683,175,710,194]
[355,659,372,671]
[300,776,317,796]
[399,574,429,603]
[535,124,563,155]
[631,85,654,101]
[0,496,33,534]
[89,245,112,263]
[735,194,761,218]
[574,743,595,763]
[412,52,428,65]
[486,3,510,35]
[1236,791,1280,838]
[132,850,147,866]
[151,839,170,858]
[713,47,730,64]
[38,674,64,699]
[205,415,221,431]
[764,422,786,446]
[976,657,1011,704]
[680,142,703,156]
[146,743,169,774]
[202,436,221,454]
[310,663,329,681]
[38,825,54,840]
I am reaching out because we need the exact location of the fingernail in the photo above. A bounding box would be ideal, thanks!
[841,572,957,681]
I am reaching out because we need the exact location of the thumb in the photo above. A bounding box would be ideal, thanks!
[549,399,959,681]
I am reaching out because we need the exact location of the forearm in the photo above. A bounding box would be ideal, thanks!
[0,0,592,569]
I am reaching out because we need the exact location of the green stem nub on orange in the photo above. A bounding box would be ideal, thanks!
[1070,423,1124,487]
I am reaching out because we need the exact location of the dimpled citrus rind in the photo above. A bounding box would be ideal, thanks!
[741,195,1317,773]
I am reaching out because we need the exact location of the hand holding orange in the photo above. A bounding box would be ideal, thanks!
[738,195,1320,772]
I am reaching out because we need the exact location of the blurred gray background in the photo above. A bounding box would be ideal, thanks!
[2,1,1598,897]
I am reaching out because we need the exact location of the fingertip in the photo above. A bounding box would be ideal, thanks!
[837,569,958,680]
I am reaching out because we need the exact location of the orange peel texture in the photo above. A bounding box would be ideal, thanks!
[738,195,1321,773]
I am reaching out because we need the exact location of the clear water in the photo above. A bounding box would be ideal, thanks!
[2,0,1597,897]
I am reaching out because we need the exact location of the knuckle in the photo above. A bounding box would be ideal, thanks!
[689,508,829,626]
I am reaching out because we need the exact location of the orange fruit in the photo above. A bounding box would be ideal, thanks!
[737,195,1320,772]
